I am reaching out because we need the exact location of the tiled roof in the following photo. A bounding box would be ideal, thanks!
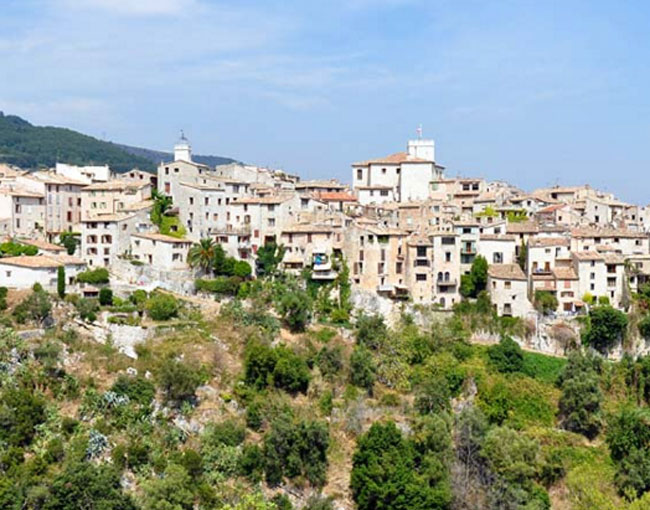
[529,237,570,247]
[132,232,192,244]
[506,221,539,234]
[488,263,527,280]
[0,254,84,268]
[353,151,433,166]
[572,251,604,261]
[19,239,66,252]
[313,191,357,202]
[480,234,516,241]
[553,267,578,280]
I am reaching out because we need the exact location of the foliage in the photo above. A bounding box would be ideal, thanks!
[558,351,603,439]
[349,346,376,391]
[99,287,113,306]
[195,276,242,296]
[263,414,330,487]
[255,242,286,277]
[518,241,527,271]
[44,461,136,510]
[0,112,155,171]
[157,358,203,405]
[534,290,558,315]
[76,298,99,322]
[57,266,65,299]
[76,267,110,284]
[355,313,388,349]
[150,189,173,227]
[277,290,311,332]
[351,420,451,510]
[145,292,179,321]
[140,463,194,510]
[0,241,38,257]
[243,341,310,394]
[638,315,650,339]
[111,374,155,406]
[487,336,524,373]
[13,286,52,325]
[583,306,628,353]
[460,255,488,298]
[60,232,80,255]
[316,345,343,379]
[0,385,47,446]
[188,238,217,273]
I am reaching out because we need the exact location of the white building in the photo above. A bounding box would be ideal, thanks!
[131,233,193,271]
[488,264,533,318]
[0,254,86,291]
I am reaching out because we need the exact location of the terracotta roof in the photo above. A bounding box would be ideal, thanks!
[572,251,604,261]
[488,264,527,280]
[538,204,567,213]
[232,194,293,205]
[571,227,648,239]
[553,267,578,280]
[313,191,357,202]
[353,151,433,166]
[506,221,539,234]
[132,232,192,244]
[282,224,337,234]
[0,254,84,268]
[603,253,624,264]
[295,180,346,189]
[83,180,148,191]
[480,234,516,241]
[0,187,43,198]
[529,237,570,247]
[19,239,66,252]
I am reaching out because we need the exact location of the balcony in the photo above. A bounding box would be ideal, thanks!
[460,245,476,255]
[437,278,457,287]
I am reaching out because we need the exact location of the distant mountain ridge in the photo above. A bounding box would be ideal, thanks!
[0,112,238,173]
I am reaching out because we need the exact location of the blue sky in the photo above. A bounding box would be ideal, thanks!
[2,0,650,203]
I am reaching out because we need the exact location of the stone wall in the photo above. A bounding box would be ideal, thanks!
[111,258,196,295]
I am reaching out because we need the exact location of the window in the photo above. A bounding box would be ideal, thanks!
[356,168,363,180]
[396,262,402,274]
[416,246,427,257]
[189,197,194,205]
[380,190,389,197]
[493,253,503,264]
[445,252,451,262]
[5,271,10,277]
[416,274,427,282]
[505,281,511,289]
[268,218,275,227]
[381,168,386,174]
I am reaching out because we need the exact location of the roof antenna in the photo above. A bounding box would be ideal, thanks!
[416,124,423,140]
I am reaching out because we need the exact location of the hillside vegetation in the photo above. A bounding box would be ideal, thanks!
[0,112,237,172]
[2,269,650,510]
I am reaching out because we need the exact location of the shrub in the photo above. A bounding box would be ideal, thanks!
[0,287,7,311]
[146,293,179,321]
[534,290,558,315]
[277,291,311,332]
[415,374,451,415]
[558,351,603,439]
[99,287,113,306]
[639,315,650,339]
[76,298,99,322]
[0,386,47,446]
[57,266,65,299]
[129,289,148,307]
[203,420,246,448]
[157,358,202,405]
[76,267,110,284]
[263,415,329,487]
[243,341,310,394]
[349,346,376,392]
[111,375,155,406]
[195,277,242,296]
[487,336,524,373]
[583,306,627,353]
[316,346,343,379]
[233,260,252,278]
[355,314,388,349]
[13,287,52,325]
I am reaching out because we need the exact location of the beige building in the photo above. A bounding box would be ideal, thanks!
[488,264,532,318]
[131,233,193,271]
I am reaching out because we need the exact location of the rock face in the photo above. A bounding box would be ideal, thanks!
[111,258,196,296]
[73,312,152,359]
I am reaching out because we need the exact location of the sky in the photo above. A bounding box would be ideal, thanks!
[2,0,650,203]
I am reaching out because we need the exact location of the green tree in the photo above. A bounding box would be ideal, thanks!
[534,290,558,315]
[188,238,216,274]
[517,241,527,271]
[255,242,286,277]
[76,267,110,284]
[277,291,311,332]
[233,260,253,278]
[44,461,136,510]
[460,255,488,299]
[351,421,451,510]
[141,464,194,510]
[355,313,388,350]
[145,293,179,321]
[639,315,650,339]
[558,351,603,439]
[349,346,376,392]
[99,287,113,306]
[150,189,173,227]
[13,287,52,325]
[60,232,80,255]
[0,385,47,446]
[583,306,628,353]
[157,358,202,405]
[57,266,65,299]
[487,336,524,373]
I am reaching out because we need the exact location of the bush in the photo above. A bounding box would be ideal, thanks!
[534,290,558,315]
[0,386,47,446]
[355,314,388,349]
[111,375,155,406]
[349,346,376,392]
[57,266,65,299]
[316,346,343,379]
[195,277,242,296]
[146,293,179,321]
[157,358,202,406]
[415,374,451,415]
[263,415,330,487]
[13,287,52,325]
[76,298,99,322]
[243,342,310,394]
[277,291,311,332]
[99,287,113,306]
[639,315,650,339]
[487,336,524,373]
[233,260,252,278]
[583,306,627,353]
[558,351,603,439]
[76,267,110,284]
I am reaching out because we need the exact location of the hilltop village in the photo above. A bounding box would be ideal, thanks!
[0,133,646,322]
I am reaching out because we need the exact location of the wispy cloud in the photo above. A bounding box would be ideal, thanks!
[59,0,198,16]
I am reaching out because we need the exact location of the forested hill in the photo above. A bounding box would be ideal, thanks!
[0,112,238,172]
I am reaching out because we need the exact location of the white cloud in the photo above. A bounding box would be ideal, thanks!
[59,0,198,16]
